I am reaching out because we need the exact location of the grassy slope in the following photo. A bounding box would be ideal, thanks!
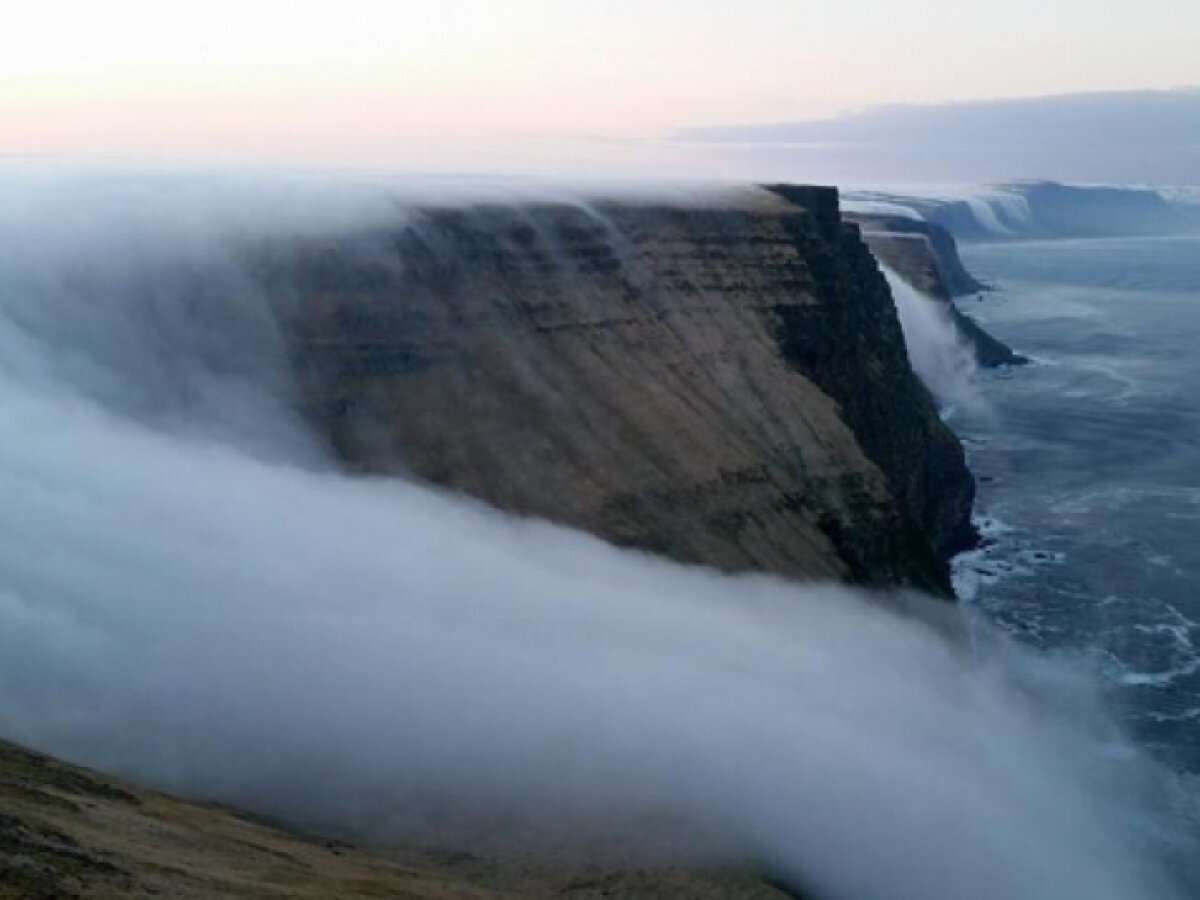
[0,739,794,899]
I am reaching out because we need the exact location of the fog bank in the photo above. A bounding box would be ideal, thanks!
[0,170,1190,899]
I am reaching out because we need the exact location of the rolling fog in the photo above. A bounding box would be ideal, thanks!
[882,265,987,417]
[0,170,1189,900]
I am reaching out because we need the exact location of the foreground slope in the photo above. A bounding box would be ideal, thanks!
[0,739,796,899]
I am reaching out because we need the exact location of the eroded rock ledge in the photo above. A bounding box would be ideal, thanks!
[258,184,975,594]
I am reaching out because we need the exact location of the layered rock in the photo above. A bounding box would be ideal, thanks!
[252,186,973,595]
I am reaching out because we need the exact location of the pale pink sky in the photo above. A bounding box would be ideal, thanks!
[4,0,1198,173]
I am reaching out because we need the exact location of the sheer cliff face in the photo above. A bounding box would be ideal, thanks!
[259,187,972,594]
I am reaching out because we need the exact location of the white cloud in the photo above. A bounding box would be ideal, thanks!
[0,170,1189,899]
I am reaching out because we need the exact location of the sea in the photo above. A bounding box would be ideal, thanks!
[951,231,1200,775]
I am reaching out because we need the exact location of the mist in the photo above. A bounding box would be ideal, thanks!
[0,169,1191,900]
[881,265,987,417]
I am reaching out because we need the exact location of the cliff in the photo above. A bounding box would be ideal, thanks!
[853,181,1198,241]
[257,185,974,594]
[999,181,1188,237]
[846,213,1025,368]
[0,184,977,898]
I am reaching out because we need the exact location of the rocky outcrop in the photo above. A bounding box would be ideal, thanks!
[257,185,974,595]
[847,213,1025,368]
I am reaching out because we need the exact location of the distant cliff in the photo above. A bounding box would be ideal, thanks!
[851,181,1200,241]
[846,213,1025,368]
[255,186,975,594]
[845,214,986,297]
[991,181,1194,238]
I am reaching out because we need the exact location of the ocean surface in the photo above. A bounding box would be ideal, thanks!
[951,232,1200,774]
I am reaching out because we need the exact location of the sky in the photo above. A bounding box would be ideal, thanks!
[3,0,1199,179]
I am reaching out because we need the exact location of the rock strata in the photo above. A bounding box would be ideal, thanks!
[259,185,975,594]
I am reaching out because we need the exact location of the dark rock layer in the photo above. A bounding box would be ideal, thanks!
[257,186,974,594]
[763,186,977,566]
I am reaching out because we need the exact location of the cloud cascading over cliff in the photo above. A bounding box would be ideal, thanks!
[0,168,1190,900]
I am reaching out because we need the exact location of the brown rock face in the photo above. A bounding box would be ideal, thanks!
[256,186,973,594]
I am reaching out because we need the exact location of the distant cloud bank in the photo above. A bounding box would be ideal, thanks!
[677,90,1200,185]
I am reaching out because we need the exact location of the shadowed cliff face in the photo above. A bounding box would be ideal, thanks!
[258,186,972,593]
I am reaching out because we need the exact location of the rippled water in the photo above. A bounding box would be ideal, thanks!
[951,233,1200,771]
